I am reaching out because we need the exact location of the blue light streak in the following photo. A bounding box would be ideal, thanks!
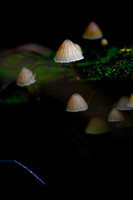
[0,160,46,185]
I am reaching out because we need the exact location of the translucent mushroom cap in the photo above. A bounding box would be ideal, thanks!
[17,67,36,86]
[116,96,130,110]
[85,116,110,134]
[82,21,103,40]
[127,93,133,109]
[66,93,88,112]
[54,39,84,63]
[107,108,124,122]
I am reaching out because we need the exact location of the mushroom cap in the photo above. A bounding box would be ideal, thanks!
[66,93,88,112]
[100,38,108,46]
[107,108,124,122]
[17,67,36,86]
[54,39,84,63]
[127,93,133,109]
[85,116,110,134]
[116,96,130,110]
[82,21,103,40]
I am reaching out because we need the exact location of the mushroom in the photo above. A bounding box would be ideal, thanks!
[17,67,36,86]
[85,116,110,134]
[66,93,88,112]
[107,107,124,122]
[100,38,108,46]
[54,39,84,80]
[127,93,133,109]
[116,96,130,110]
[82,21,103,40]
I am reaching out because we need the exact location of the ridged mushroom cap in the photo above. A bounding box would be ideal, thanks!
[17,67,36,86]
[54,39,84,63]
[66,93,88,112]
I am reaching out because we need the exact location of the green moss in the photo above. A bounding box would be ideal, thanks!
[77,61,90,67]
[75,45,133,81]
[0,69,10,76]
[35,65,66,84]
[1,46,133,86]
[0,51,69,85]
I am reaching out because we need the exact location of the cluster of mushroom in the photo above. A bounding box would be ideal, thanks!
[16,21,133,135]
[53,21,108,80]
[82,21,108,46]
[54,22,111,135]
[65,92,133,135]
[53,21,105,67]
[107,93,133,123]
[16,21,107,86]
[66,93,110,135]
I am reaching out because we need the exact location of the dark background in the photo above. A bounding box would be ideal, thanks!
[0,2,133,50]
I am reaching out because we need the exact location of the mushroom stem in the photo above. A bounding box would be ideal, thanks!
[69,62,80,80]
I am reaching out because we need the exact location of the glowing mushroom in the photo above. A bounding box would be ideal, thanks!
[107,108,124,122]
[66,93,88,112]
[54,39,84,79]
[17,67,36,86]
[82,21,103,40]
[116,96,130,110]
[85,116,110,134]
[127,93,133,109]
